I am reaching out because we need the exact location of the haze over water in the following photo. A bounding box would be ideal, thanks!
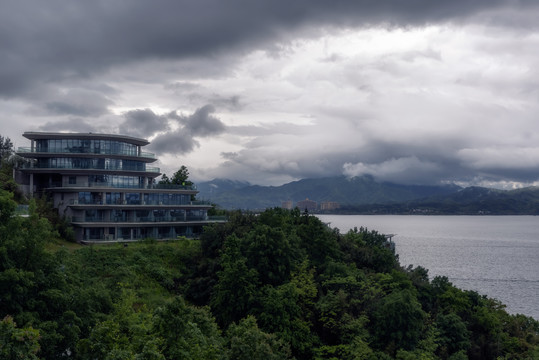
[317,215,539,320]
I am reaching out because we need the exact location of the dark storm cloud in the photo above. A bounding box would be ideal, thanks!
[149,105,226,154]
[165,81,243,111]
[119,109,170,139]
[206,95,243,111]
[221,152,239,160]
[1,0,535,97]
[44,89,113,117]
[149,129,199,154]
[172,105,226,137]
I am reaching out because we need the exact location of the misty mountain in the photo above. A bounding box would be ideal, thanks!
[196,175,461,209]
[195,178,251,198]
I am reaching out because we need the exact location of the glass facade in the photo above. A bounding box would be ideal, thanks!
[89,175,144,188]
[35,157,146,171]
[144,193,190,205]
[78,191,192,205]
[106,192,122,204]
[35,138,139,157]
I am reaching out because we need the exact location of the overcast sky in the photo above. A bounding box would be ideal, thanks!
[2,0,539,187]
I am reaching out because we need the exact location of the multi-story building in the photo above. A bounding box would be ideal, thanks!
[320,201,340,211]
[15,132,225,242]
[281,200,293,210]
[296,198,317,212]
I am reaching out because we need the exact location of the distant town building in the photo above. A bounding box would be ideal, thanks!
[281,200,293,210]
[320,201,340,211]
[296,198,317,212]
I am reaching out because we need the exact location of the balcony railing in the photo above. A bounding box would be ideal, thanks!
[140,151,155,159]
[18,162,160,173]
[87,182,147,189]
[69,198,203,206]
[16,147,157,160]
[71,215,210,223]
[153,183,197,190]
[49,182,197,190]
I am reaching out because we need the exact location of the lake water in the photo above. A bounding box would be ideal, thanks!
[317,215,539,320]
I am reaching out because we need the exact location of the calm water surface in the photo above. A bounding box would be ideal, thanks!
[317,215,539,320]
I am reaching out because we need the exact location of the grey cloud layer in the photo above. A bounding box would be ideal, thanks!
[3,0,539,187]
[1,0,535,97]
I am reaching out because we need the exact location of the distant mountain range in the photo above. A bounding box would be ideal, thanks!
[196,175,460,210]
[195,176,539,214]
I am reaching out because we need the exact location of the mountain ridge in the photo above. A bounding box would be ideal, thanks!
[196,175,461,210]
[196,176,539,214]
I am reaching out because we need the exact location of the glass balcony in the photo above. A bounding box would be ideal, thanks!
[191,200,211,206]
[19,162,159,174]
[140,151,155,159]
[152,183,197,190]
[69,198,201,206]
[71,215,212,223]
[17,146,157,160]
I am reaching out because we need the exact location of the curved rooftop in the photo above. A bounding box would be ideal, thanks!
[23,132,150,146]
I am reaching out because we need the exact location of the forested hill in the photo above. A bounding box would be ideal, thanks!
[1,186,538,359]
[337,186,539,215]
[197,175,461,209]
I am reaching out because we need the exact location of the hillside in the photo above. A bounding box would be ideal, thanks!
[197,175,461,209]
[1,190,538,359]
[337,186,539,215]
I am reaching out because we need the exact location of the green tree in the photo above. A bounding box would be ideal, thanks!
[226,315,292,360]
[77,288,164,360]
[340,228,397,273]
[296,214,340,268]
[158,173,170,184]
[372,289,426,355]
[256,283,319,359]
[0,135,13,161]
[0,316,41,360]
[159,165,193,187]
[153,296,223,360]
[435,313,470,358]
[211,235,259,325]
[243,224,300,286]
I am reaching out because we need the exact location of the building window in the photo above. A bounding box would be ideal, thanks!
[69,176,76,185]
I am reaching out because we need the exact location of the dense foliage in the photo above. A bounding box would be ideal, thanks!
[0,188,538,359]
[158,166,193,187]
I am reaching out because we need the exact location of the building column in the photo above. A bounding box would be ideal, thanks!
[29,173,34,197]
